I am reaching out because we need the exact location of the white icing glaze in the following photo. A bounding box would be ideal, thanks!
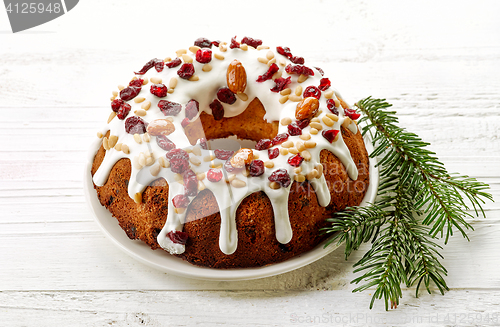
[91,38,362,255]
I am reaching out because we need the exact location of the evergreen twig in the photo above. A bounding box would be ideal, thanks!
[321,97,493,309]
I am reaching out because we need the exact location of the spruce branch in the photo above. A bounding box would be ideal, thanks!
[321,97,493,310]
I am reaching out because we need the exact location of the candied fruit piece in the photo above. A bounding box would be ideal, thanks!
[210,99,224,120]
[255,139,272,150]
[207,169,223,182]
[268,148,279,159]
[217,87,236,104]
[318,78,331,91]
[268,169,291,188]
[322,129,339,143]
[194,37,212,48]
[272,133,289,146]
[303,86,321,100]
[214,149,234,160]
[125,116,147,134]
[248,160,265,177]
[195,48,212,64]
[270,76,292,93]
[287,154,304,167]
[172,194,189,208]
[185,99,199,119]
[156,135,176,151]
[167,230,189,244]
[241,36,262,48]
[177,63,195,79]
[150,84,168,97]
[120,86,141,101]
[256,63,279,83]
[158,100,182,116]
[166,57,182,68]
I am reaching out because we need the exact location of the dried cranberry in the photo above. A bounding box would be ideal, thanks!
[156,135,176,151]
[129,78,144,87]
[272,133,289,146]
[276,46,292,58]
[166,58,182,68]
[211,40,220,47]
[166,149,189,161]
[326,99,339,116]
[125,116,147,134]
[303,86,321,100]
[172,194,189,208]
[287,154,304,167]
[256,63,279,83]
[344,108,361,120]
[322,129,339,143]
[241,36,262,48]
[155,60,164,72]
[290,56,304,64]
[217,87,236,104]
[158,100,182,116]
[210,99,224,120]
[255,139,272,150]
[183,170,198,196]
[167,230,189,244]
[181,118,190,128]
[111,99,124,112]
[195,48,212,64]
[185,99,199,119]
[120,86,141,101]
[268,148,279,159]
[315,67,325,76]
[135,59,162,75]
[229,36,240,49]
[224,159,240,173]
[287,123,302,136]
[170,158,189,174]
[248,160,265,177]
[116,102,131,120]
[268,169,291,188]
[177,63,195,79]
[214,149,234,160]
[285,64,314,76]
[296,118,310,129]
[194,37,212,48]
[150,84,168,97]
[207,169,223,182]
[270,76,291,93]
[318,78,331,91]
[199,138,208,150]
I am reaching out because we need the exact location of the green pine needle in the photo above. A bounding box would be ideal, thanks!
[321,97,493,310]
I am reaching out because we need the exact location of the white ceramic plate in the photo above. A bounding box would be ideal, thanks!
[84,135,378,281]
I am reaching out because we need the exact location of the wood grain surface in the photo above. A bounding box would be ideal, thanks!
[1,0,499,325]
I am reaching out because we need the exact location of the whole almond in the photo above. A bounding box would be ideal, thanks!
[295,97,320,120]
[146,119,175,136]
[230,148,253,168]
[226,60,247,94]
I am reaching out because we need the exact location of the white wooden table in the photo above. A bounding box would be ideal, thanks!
[1,0,499,325]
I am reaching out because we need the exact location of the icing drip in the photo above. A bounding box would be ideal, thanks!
[91,38,362,256]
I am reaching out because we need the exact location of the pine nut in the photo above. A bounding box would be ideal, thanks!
[150,77,162,84]
[316,164,324,176]
[121,144,130,154]
[296,141,305,152]
[227,174,236,183]
[141,101,151,110]
[169,77,178,89]
[134,192,142,204]
[97,131,103,139]
[189,157,201,166]
[301,150,312,161]
[326,113,339,121]
[168,88,174,94]
[278,58,286,67]
[198,180,206,191]
[297,74,308,83]
[300,133,311,140]
[115,143,122,151]
[324,90,334,99]
[118,85,125,91]
[176,49,187,57]
[269,181,281,189]
[189,75,199,81]
[258,57,269,64]
[342,117,352,128]
[138,152,146,166]
[134,134,142,144]
[164,57,172,63]
[310,128,318,135]
[322,116,335,127]
[281,140,293,148]
[108,135,118,148]
[237,93,248,101]
[240,44,248,51]
[280,117,292,126]
[192,146,202,156]
[310,122,323,130]
[256,45,269,50]
[135,109,147,116]
[143,133,151,143]
[280,88,292,96]
[280,148,288,156]
[266,50,274,60]
[102,137,110,151]
[189,45,200,53]
[202,64,212,72]
[311,117,320,123]
[294,85,303,96]
[267,58,276,66]
[306,169,318,180]
[264,161,274,168]
[134,97,145,103]
[304,141,316,148]
[112,91,118,96]
[279,95,289,104]
[288,147,299,154]
[294,167,302,174]
[204,154,215,162]
[288,94,302,102]
[241,169,250,177]
[107,112,116,123]
[197,172,206,180]
[214,53,224,60]
[220,45,227,52]
[150,164,161,177]
[294,174,306,183]
[182,54,193,63]
[142,78,148,85]
[132,156,142,170]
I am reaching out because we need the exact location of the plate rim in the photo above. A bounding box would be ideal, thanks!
[84,134,378,281]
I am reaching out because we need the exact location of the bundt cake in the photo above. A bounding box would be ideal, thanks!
[89,36,370,268]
